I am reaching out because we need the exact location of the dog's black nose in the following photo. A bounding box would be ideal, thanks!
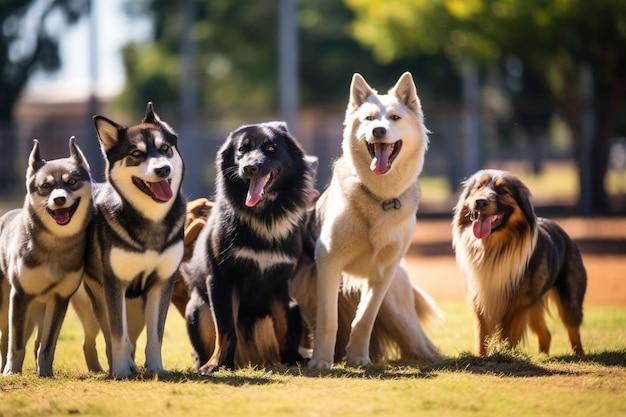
[154,166,171,178]
[54,196,66,206]
[372,127,387,139]
[243,165,259,176]
[474,199,489,210]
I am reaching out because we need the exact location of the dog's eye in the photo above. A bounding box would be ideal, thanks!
[67,178,77,186]
[389,114,401,121]
[265,143,277,153]
[130,149,144,158]
[365,115,376,121]
[41,182,51,190]
[238,146,246,153]
[159,144,170,153]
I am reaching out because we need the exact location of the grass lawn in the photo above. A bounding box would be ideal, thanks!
[1,301,625,417]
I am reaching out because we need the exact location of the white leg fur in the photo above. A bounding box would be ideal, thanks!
[308,255,343,370]
[345,266,397,365]
[144,283,166,374]
[108,294,134,379]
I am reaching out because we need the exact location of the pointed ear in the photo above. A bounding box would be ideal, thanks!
[144,101,177,136]
[143,101,160,124]
[68,136,90,172]
[93,115,123,151]
[349,73,375,109]
[28,139,45,174]
[389,72,420,113]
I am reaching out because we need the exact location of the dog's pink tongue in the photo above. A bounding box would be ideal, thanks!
[51,208,71,225]
[148,180,173,202]
[370,143,393,175]
[472,214,492,239]
[246,175,270,207]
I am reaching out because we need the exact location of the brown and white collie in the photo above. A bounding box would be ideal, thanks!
[453,169,586,356]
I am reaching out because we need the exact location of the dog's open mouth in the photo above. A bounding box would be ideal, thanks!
[245,169,278,207]
[132,176,173,203]
[471,211,504,239]
[367,141,402,175]
[47,198,80,226]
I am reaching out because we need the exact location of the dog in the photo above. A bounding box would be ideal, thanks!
[0,137,92,376]
[181,121,313,372]
[82,102,186,378]
[173,197,440,368]
[309,72,438,370]
[452,169,587,356]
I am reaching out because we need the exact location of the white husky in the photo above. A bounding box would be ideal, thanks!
[309,72,437,369]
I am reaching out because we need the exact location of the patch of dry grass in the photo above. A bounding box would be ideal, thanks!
[1,302,625,417]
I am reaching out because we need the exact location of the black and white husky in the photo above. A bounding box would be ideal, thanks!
[0,137,92,376]
[83,103,186,378]
[182,122,314,372]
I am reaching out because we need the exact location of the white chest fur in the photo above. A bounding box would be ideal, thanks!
[17,264,83,299]
[233,248,296,273]
[109,241,184,283]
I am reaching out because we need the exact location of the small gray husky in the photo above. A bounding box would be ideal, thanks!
[0,137,92,376]
[83,102,186,378]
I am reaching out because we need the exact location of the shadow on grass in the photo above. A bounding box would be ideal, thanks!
[548,349,626,368]
[420,352,573,377]
[100,370,277,386]
[283,363,434,379]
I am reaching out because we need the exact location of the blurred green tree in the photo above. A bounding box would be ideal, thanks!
[346,0,626,212]
[118,0,459,119]
[0,0,89,122]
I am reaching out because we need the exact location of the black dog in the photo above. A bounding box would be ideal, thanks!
[182,122,315,372]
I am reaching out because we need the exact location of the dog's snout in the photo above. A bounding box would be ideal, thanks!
[53,196,66,206]
[154,165,171,178]
[372,127,387,139]
[474,198,489,210]
[243,165,259,176]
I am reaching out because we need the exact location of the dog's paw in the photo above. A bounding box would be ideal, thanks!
[197,359,222,376]
[2,368,20,376]
[198,365,218,376]
[37,367,54,378]
[346,356,371,367]
[145,366,169,377]
[307,357,333,370]
[109,365,136,379]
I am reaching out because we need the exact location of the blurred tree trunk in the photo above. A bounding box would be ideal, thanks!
[589,81,626,211]
[461,61,481,176]
[560,61,626,214]
[0,89,18,192]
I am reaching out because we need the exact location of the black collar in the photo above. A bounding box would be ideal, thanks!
[359,183,402,211]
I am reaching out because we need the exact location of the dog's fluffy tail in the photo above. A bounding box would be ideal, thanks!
[412,279,444,327]
[338,264,441,362]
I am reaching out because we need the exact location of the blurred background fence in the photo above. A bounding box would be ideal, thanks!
[1,0,625,214]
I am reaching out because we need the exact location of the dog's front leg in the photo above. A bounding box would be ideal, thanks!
[0,281,10,370]
[36,295,70,377]
[185,288,215,371]
[3,287,32,375]
[199,273,235,374]
[309,253,343,370]
[84,278,112,368]
[144,278,174,375]
[473,306,490,356]
[345,265,397,366]
[103,278,134,379]
[70,284,103,372]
